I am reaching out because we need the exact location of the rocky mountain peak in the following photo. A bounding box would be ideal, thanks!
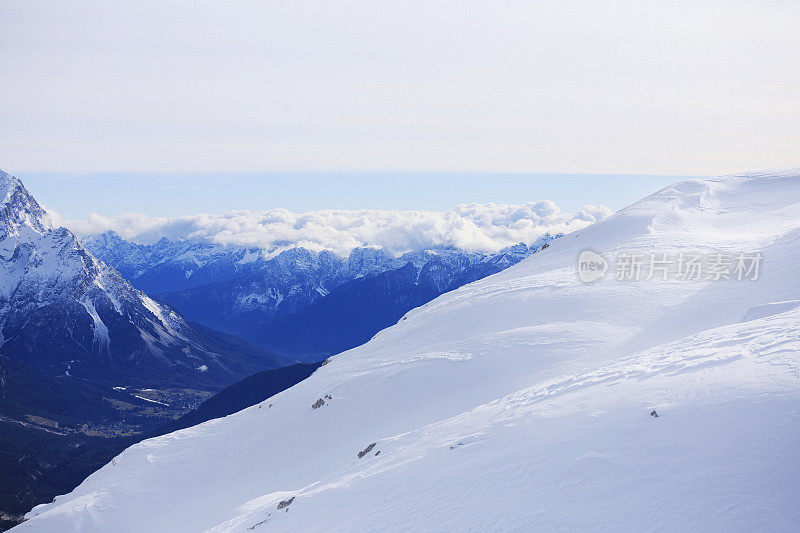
[0,170,51,236]
[0,173,285,388]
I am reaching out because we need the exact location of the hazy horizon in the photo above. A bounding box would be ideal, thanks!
[3,1,797,175]
[18,171,688,220]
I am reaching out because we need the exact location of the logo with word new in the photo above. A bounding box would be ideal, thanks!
[577,250,608,283]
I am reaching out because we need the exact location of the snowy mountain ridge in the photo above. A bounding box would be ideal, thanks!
[0,171,51,236]
[0,171,284,388]
[83,230,555,296]
[18,170,800,531]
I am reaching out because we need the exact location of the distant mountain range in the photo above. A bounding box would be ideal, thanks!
[85,233,558,359]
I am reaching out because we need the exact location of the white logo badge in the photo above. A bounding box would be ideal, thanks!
[577,250,607,283]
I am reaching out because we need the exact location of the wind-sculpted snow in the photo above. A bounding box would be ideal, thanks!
[18,170,800,532]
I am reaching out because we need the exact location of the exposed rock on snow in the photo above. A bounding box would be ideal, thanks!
[276,497,294,510]
[357,443,376,459]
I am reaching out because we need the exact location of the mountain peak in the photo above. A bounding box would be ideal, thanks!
[0,171,50,235]
[1,172,286,389]
[84,230,126,246]
[0,169,21,201]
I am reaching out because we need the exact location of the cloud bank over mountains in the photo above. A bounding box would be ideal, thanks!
[52,201,612,256]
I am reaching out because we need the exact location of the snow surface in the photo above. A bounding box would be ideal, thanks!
[18,170,800,532]
[79,298,110,352]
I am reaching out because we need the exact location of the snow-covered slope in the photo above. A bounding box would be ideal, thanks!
[19,171,800,531]
[0,171,284,388]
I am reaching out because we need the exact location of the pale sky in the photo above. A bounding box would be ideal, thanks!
[2,1,798,176]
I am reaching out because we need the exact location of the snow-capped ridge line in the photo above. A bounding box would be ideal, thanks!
[0,171,285,388]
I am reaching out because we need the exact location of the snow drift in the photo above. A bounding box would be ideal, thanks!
[17,170,800,532]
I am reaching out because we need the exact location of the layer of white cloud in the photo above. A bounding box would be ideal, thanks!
[52,202,612,257]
